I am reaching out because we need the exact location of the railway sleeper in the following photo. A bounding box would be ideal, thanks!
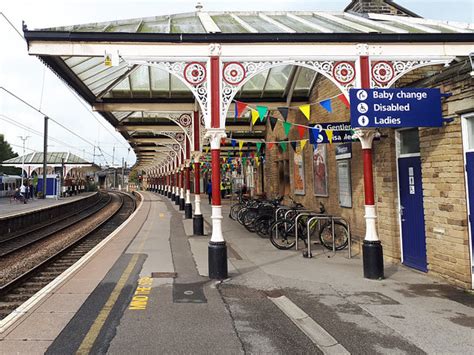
[2,294,32,303]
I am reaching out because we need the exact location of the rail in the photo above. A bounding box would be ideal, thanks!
[305,215,352,259]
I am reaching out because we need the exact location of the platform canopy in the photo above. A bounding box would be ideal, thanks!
[23,6,474,172]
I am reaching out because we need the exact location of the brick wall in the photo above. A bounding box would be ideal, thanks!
[345,0,418,17]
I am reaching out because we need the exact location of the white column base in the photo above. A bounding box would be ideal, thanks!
[364,205,379,242]
[180,187,184,199]
[210,205,224,243]
[185,189,191,204]
[195,194,202,215]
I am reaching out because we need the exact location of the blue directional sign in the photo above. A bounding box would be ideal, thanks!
[311,122,354,144]
[350,88,443,128]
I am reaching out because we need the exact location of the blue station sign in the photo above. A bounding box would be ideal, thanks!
[349,88,444,128]
[311,122,353,143]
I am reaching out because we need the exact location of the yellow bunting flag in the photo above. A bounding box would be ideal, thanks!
[251,109,259,125]
[300,139,307,150]
[239,141,244,151]
[205,147,210,154]
[326,129,334,144]
[255,156,259,166]
[299,104,311,120]
[239,152,243,157]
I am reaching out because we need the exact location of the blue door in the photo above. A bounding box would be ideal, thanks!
[466,152,474,255]
[398,156,427,272]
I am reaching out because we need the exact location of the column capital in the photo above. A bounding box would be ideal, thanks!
[353,129,380,149]
[208,43,222,56]
[191,151,202,162]
[204,128,227,150]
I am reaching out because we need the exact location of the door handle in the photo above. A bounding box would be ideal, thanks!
[399,205,405,216]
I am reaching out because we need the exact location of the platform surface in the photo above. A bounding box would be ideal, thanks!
[0,192,96,219]
[0,191,472,354]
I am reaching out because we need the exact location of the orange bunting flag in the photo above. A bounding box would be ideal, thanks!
[238,141,244,151]
[299,104,311,120]
[326,129,334,144]
[251,109,259,125]
[300,139,307,150]
[236,101,249,117]
[267,142,275,150]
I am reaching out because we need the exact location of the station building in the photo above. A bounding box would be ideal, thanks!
[22,0,474,288]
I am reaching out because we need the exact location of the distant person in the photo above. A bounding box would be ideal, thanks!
[20,183,27,204]
[207,179,212,204]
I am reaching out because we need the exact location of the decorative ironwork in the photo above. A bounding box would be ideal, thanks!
[371,61,394,85]
[371,60,433,88]
[179,113,192,127]
[333,61,356,85]
[223,62,246,85]
[183,62,207,86]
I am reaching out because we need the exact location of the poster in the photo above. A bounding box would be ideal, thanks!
[313,145,328,196]
[337,160,352,208]
[293,146,305,195]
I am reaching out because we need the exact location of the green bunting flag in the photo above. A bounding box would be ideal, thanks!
[256,142,262,153]
[279,141,287,152]
[256,106,268,122]
[283,121,292,137]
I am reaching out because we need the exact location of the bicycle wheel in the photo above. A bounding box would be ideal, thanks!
[255,215,274,238]
[230,203,243,220]
[319,220,349,251]
[237,207,248,225]
[243,209,259,232]
[269,219,296,250]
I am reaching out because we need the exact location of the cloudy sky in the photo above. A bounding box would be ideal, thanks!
[1,0,472,167]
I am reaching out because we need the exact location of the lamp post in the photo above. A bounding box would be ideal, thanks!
[18,135,30,186]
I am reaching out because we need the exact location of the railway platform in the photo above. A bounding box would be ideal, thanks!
[0,191,472,354]
[0,192,96,219]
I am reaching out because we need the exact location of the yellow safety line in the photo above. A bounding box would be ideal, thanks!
[76,193,159,355]
[76,254,139,355]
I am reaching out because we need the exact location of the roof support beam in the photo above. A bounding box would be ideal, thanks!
[96,64,140,100]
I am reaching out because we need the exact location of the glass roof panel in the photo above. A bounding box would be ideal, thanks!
[80,62,115,84]
[63,56,91,68]
[170,75,189,92]
[263,65,293,92]
[141,18,170,33]
[150,66,169,92]
[300,15,347,32]
[106,22,141,33]
[237,15,281,32]
[71,57,104,76]
[239,69,270,97]
[88,66,129,94]
[211,15,247,33]
[269,15,314,32]
[171,15,205,33]
[294,67,317,90]
[130,66,150,92]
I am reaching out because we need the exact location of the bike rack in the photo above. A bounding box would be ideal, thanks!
[294,212,324,251]
[305,215,352,259]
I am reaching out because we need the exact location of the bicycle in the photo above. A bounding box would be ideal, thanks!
[269,202,349,251]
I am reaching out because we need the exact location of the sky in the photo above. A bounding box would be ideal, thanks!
[1,0,473,168]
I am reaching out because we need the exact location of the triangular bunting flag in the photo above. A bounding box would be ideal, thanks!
[297,125,306,140]
[309,127,320,145]
[269,116,278,131]
[255,156,259,166]
[231,139,237,148]
[326,129,334,144]
[205,147,210,154]
[221,138,226,146]
[313,142,319,151]
[239,151,243,157]
[236,101,248,117]
[267,142,275,150]
[278,107,289,121]
[279,141,287,152]
[239,141,244,151]
[251,109,259,125]
[300,139,307,150]
[283,121,292,137]
[299,104,311,120]
[290,141,297,151]
[242,157,247,165]
[337,94,350,109]
[320,99,332,113]
[256,142,262,153]
[256,106,268,122]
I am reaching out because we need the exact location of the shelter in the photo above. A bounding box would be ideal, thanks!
[23,0,474,286]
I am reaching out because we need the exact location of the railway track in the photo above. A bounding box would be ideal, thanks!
[0,191,136,320]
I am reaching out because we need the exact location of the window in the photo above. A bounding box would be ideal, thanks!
[399,128,420,155]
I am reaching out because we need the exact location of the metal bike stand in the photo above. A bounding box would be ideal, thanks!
[331,216,352,259]
[294,212,321,251]
[306,215,332,257]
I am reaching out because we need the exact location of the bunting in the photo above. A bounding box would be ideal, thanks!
[251,109,259,125]
[267,142,275,150]
[269,116,278,131]
[290,141,297,151]
[299,104,311,120]
[279,141,288,152]
[231,139,237,148]
[337,94,350,109]
[283,121,292,137]
[239,141,244,151]
[297,125,306,140]
[326,129,334,144]
[300,139,307,150]
[278,107,289,121]
[256,106,268,122]
[319,99,332,113]
[235,101,248,117]
[256,142,262,153]
[310,127,320,145]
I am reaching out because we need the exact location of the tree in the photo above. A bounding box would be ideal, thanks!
[129,169,139,183]
[0,135,21,175]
